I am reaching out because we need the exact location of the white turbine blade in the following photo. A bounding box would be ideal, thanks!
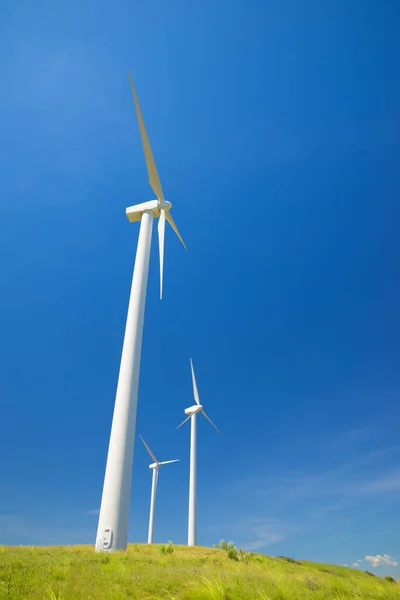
[201,410,222,435]
[158,208,166,299]
[139,435,159,463]
[128,72,164,202]
[159,459,180,466]
[176,414,192,429]
[190,358,201,406]
[165,211,187,250]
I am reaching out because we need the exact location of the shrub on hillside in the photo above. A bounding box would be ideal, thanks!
[214,540,257,562]
[385,576,396,583]
[226,542,238,561]
[157,541,174,554]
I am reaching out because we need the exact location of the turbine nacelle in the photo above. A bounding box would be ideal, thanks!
[185,404,203,416]
[126,200,172,223]
[148,459,179,469]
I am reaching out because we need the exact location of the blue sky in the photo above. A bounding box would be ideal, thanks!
[1,0,399,576]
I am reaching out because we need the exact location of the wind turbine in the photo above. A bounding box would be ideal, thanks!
[95,73,186,552]
[177,358,221,546]
[139,435,179,544]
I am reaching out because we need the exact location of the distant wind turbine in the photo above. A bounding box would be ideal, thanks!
[95,73,186,552]
[177,358,221,546]
[139,435,179,544]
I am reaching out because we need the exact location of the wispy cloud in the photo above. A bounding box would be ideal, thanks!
[85,509,99,516]
[238,446,400,510]
[218,517,300,551]
[243,529,285,551]
[365,554,398,568]
[229,444,400,552]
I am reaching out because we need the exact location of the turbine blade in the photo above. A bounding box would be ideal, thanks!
[158,208,166,299]
[139,434,159,463]
[128,72,164,202]
[190,358,201,406]
[165,211,187,250]
[176,414,192,429]
[201,410,222,435]
[159,459,180,465]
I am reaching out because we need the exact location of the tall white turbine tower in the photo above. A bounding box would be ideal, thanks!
[177,359,221,546]
[139,435,179,544]
[95,74,186,552]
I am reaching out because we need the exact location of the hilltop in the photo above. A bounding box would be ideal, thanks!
[0,543,398,599]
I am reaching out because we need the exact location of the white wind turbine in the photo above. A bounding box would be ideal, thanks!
[95,73,186,552]
[177,358,221,546]
[139,435,179,544]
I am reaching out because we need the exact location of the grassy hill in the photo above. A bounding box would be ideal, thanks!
[0,543,399,599]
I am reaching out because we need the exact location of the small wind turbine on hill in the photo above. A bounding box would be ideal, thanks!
[177,358,221,546]
[139,435,179,544]
[95,73,186,552]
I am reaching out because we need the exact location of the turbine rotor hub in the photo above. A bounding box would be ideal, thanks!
[158,199,172,211]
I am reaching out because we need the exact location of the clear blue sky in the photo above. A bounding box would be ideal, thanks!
[1,0,399,576]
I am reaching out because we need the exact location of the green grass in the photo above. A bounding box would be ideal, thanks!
[0,544,399,599]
